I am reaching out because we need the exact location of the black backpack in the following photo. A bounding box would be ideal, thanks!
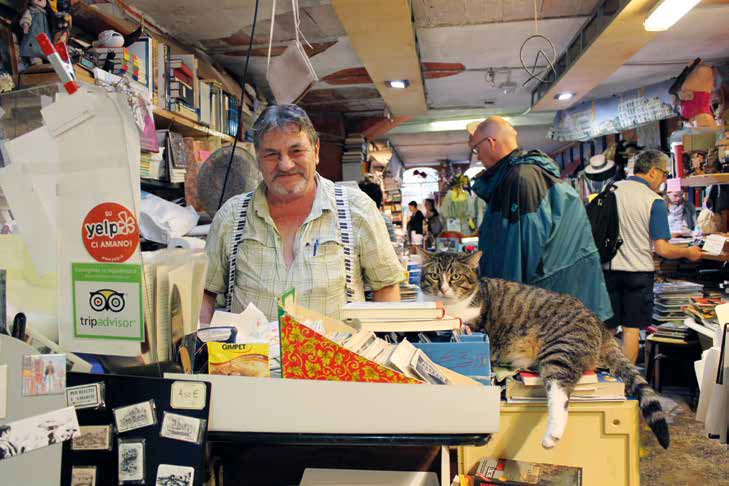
[586,182,623,264]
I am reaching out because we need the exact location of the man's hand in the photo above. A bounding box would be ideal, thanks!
[686,245,703,262]
[199,291,218,325]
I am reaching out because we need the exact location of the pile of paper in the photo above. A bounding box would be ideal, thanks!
[141,249,208,363]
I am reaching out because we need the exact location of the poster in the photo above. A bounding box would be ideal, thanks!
[71,262,144,341]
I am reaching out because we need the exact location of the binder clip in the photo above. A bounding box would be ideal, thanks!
[35,33,78,95]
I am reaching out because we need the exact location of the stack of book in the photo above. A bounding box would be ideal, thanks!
[140,151,166,180]
[88,47,135,80]
[505,370,625,403]
[683,296,724,331]
[168,56,198,121]
[341,134,367,181]
[649,322,694,343]
[399,283,418,302]
[653,281,703,323]
[341,301,461,333]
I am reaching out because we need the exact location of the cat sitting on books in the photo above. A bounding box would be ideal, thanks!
[418,249,670,450]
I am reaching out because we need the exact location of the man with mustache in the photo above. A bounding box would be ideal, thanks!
[201,105,403,322]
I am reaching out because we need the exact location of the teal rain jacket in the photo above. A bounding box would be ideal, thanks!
[472,149,613,322]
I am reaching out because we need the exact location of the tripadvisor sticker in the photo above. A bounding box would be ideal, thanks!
[82,202,139,263]
[72,262,144,341]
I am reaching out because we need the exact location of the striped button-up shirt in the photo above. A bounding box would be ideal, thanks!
[205,175,404,321]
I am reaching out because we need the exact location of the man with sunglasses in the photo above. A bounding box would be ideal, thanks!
[604,149,702,363]
[469,116,613,323]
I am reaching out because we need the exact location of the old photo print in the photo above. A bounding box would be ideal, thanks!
[72,425,112,451]
[21,354,66,396]
[410,350,449,385]
[0,406,79,461]
[118,439,145,483]
[160,412,205,444]
[70,465,97,486]
[113,400,157,433]
[156,464,194,486]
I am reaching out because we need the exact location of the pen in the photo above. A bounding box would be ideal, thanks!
[313,239,319,257]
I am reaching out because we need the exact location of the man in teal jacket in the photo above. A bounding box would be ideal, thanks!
[469,117,613,322]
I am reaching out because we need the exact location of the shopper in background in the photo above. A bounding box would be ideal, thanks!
[406,201,425,245]
[665,189,696,237]
[605,149,703,363]
[470,116,613,322]
[358,179,397,242]
[201,104,403,322]
[699,184,729,233]
[423,198,443,249]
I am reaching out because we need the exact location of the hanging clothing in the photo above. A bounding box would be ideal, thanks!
[440,188,474,234]
[472,149,613,321]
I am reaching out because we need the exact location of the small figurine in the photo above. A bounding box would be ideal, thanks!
[689,151,706,176]
[51,0,72,45]
[19,0,52,66]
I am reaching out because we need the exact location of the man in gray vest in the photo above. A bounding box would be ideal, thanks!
[605,149,703,363]
[200,105,403,322]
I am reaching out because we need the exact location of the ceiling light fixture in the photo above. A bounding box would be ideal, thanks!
[385,79,410,89]
[555,92,574,101]
[644,0,701,32]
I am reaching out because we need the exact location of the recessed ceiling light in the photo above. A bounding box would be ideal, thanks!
[644,0,700,32]
[385,80,410,89]
[555,92,574,101]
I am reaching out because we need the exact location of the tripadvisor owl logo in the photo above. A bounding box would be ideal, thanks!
[89,289,126,312]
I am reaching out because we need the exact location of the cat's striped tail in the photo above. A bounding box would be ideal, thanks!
[602,332,670,449]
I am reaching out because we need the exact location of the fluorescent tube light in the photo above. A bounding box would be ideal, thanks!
[385,80,410,89]
[555,92,574,101]
[644,0,701,31]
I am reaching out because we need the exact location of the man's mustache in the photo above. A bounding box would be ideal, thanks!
[274,170,304,179]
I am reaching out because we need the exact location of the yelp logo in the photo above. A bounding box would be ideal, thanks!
[84,210,137,240]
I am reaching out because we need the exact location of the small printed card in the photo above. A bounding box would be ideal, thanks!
[156,464,194,486]
[21,354,66,396]
[113,400,157,434]
[170,381,206,410]
[160,412,205,444]
[66,382,105,410]
[118,438,145,484]
[71,465,97,486]
[72,425,112,451]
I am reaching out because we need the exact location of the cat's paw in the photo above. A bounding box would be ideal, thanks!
[541,432,562,449]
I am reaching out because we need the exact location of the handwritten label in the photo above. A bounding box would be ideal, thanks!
[66,382,104,410]
[170,381,206,410]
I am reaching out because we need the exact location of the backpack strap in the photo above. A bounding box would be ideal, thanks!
[225,192,254,312]
[334,185,355,303]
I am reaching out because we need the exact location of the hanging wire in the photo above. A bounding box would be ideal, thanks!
[217,0,261,211]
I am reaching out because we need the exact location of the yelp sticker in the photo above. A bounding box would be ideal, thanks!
[82,202,139,263]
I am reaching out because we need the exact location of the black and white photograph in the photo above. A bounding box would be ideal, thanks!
[71,425,112,451]
[70,465,97,486]
[118,438,145,484]
[0,406,79,461]
[410,350,449,385]
[160,412,205,444]
[113,399,157,433]
[66,382,106,410]
[156,464,194,486]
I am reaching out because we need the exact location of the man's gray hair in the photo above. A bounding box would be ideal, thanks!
[252,104,319,149]
[633,149,669,175]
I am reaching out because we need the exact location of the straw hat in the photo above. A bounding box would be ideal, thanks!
[584,154,616,175]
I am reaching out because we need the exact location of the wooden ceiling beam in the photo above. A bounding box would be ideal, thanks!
[531,0,661,111]
[331,0,427,116]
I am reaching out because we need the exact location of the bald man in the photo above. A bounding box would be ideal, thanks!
[469,117,613,322]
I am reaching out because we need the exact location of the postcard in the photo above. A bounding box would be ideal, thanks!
[118,438,145,483]
[70,465,97,486]
[21,354,66,396]
[0,406,79,461]
[156,464,194,486]
[160,412,205,444]
[113,400,157,434]
[72,425,112,451]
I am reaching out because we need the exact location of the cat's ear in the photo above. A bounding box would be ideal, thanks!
[462,251,482,269]
[415,246,432,261]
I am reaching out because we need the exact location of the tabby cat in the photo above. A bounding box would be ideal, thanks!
[418,250,669,449]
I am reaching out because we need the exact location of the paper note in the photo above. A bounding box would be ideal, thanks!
[702,234,727,256]
[666,178,682,193]
[170,381,206,410]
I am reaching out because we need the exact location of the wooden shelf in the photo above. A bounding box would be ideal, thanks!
[15,64,95,90]
[153,108,234,142]
[680,174,729,187]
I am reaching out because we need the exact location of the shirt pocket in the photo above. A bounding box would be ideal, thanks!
[235,237,277,293]
[307,237,346,309]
